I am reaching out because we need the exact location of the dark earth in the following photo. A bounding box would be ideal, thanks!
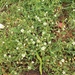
[20,70,47,75]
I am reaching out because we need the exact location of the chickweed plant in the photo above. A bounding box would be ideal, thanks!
[0,0,75,75]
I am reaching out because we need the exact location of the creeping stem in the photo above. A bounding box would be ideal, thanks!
[36,52,42,75]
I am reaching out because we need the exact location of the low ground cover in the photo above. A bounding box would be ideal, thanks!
[0,0,75,75]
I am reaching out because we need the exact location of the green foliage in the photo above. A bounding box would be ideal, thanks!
[0,0,75,75]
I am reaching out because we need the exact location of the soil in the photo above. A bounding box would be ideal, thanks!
[20,70,47,75]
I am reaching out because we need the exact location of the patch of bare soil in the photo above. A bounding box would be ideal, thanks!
[20,70,47,75]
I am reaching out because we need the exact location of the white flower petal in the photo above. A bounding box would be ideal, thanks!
[41,46,46,51]
[28,66,31,70]
[72,42,75,45]
[43,22,47,26]
[20,29,24,33]
[22,53,26,58]
[0,24,5,29]
[61,59,65,62]
[4,54,7,57]
[62,71,66,74]
[31,61,34,64]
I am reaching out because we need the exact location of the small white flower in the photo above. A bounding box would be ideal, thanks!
[36,44,39,47]
[4,54,7,57]
[28,15,30,18]
[28,66,31,70]
[43,22,47,26]
[62,26,65,31]
[44,11,48,16]
[35,15,39,19]
[27,30,31,33]
[31,61,34,64]
[24,43,26,46]
[31,26,34,29]
[2,41,5,44]
[20,29,24,33]
[52,22,54,24]
[48,41,51,44]
[42,0,44,1]
[26,38,28,41]
[73,19,75,22]
[41,46,46,51]
[11,31,13,34]
[30,39,33,41]
[54,14,57,17]
[35,15,38,18]
[9,55,11,58]
[22,53,26,58]
[16,47,19,50]
[16,61,19,64]
[37,39,41,43]
[62,71,66,74]
[0,24,5,29]
[44,42,47,45]
[61,59,65,63]
[18,8,20,11]
[30,39,35,44]
[7,25,9,27]
[14,71,17,75]
[38,19,41,22]
[72,41,75,45]
[15,39,19,42]
[62,28,65,31]
[35,15,41,22]
[32,41,35,44]
[42,31,45,35]
[73,9,75,11]
[33,33,35,36]
[11,71,17,75]
[59,61,62,65]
